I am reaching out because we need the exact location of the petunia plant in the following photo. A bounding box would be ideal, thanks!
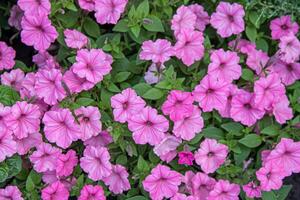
[0,0,299,199]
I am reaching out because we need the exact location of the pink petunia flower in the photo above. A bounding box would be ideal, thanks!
[144,63,165,84]
[270,15,299,40]
[32,51,59,70]
[78,185,106,200]
[174,29,204,66]
[242,182,262,198]
[41,181,69,200]
[0,185,23,200]
[103,164,131,194]
[256,163,286,191]
[195,138,228,174]
[271,96,293,124]
[8,5,24,30]
[111,88,145,123]
[178,151,194,166]
[218,84,240,118]
[210,2,245,38]
[191,172,216,199]
[153,135,181,161]
[18,0,51,15]
[278,33,300,63]
[254,73,286,109]
[95,0,128,24]
[0,41,16,71]
[162,90,194,121]
[183,171,195,193]
[246,49,270,75]
[0,104,11,133]
[1,69,24,91]
[35,69,66,105]
[29,143,61,173]
[84,130,113,148]
[228,39,256,54]
[171,5,196,37]
[143,164,182,200]
[64,29,88,49]
[272,60,300,86]
[207,180,240,200]
[128,106,169,145]
[19,72,36,99]
[41,171,77,190]
[75,106,102,141]
[193,74,230,112]
[230,90,265,126]
[80,146,112,181]
[139,39,174,64]
[0,130,17,162]
[188,4,210,32]
[159,150,177,163]
[56,150,78,177]
[42,109,81,149]
[171,193,197,200]
[72,49,112,84]
[21,13,58,51]
[172,106,204,141]
[78,0,96,12]
[5,101,41,139]
[208,49,242,81]
[14,132,42,155]
[63,69,94,94]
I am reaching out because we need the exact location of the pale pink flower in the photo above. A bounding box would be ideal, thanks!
[84,130,113,148]
[1,69,24,91]
[242,182,261,198]
[56,150,78,177]
[111,88,145,123]
[173,106,204,141]
[183,171,195,193]
[0,42,16,71]
[171,193,197,200]
[208,49,241,81]
[64,29,88,49]
[21,13,58,51]
[0,186,23,200]
[256,163,285,191]
[193,74,230,112]
[14,132,42,155]
[191,172,216,199]
[35,69,66,105]
[75,106,102,141]
[78,0,95,12]
[140,39,174,64]
[128,106,169,145]
[103,164,131,194]
[78,185,106,200]
[218,84,239,118]
[254,73,286,109]
[18,0,51,15]
[42,109,81,149]
[279,33,300,63]
[178,151,194,166]
[210,2,245,38]
[261,150,272,166]
[0,130,17,162]
[72,49,112,84]
[143,164,182,200]
[230,90,265,126]
[29,143,61,173]
[159,150,177,163]
[63,69,94,94]
[246,49,270,75]
[5,101,41,139]
[80,146,112,181]
[144,63,165,84]
[174,30,204,66]
[270,15,299,40]
[95,0,128,24]
[188,4,210,31]
[0,104,11,133]
[8,5,24,30]
[171,5,196,36]
[228,39,256,54]
[207,180,240,200]
[32,51,59,70]
[41,181,69,200]
[153,135,181,159]
[195,138,228,174]
[41,171,77,190]
[271,96,293,124]
[20,72,36,99]
[162,90,194,121]
[272,60,300,85]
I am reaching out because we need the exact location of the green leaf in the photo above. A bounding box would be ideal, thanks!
[6,155,22,178]
[136,0,149,17]
[189,133,203,145]
[76,97,96,106]
[126,196,148,200]
[246,25,257,42]
[249,11,260,28]
[261,125,280,136]
[83,17,100,38]
[0,85,20,106]
[143,16,164,32]
[221,122,244,135]
[133,83,152,96]
[113,19,129,32]
[116,155,128,165]
[26,175,35,191]
[256,38,269,52]
[56,11,79,28]
[114,72,131,83]
[239,134,262,148]
[262,191,277,200]
[276,185,292,200]
[107,83,121,93]
[131,25,141,38]
[142,88,164,100]
[137,156,149,172]
[0,163,9,183]
[234,144,251,165]
[241,68,254,82]
[202,127,225,140]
